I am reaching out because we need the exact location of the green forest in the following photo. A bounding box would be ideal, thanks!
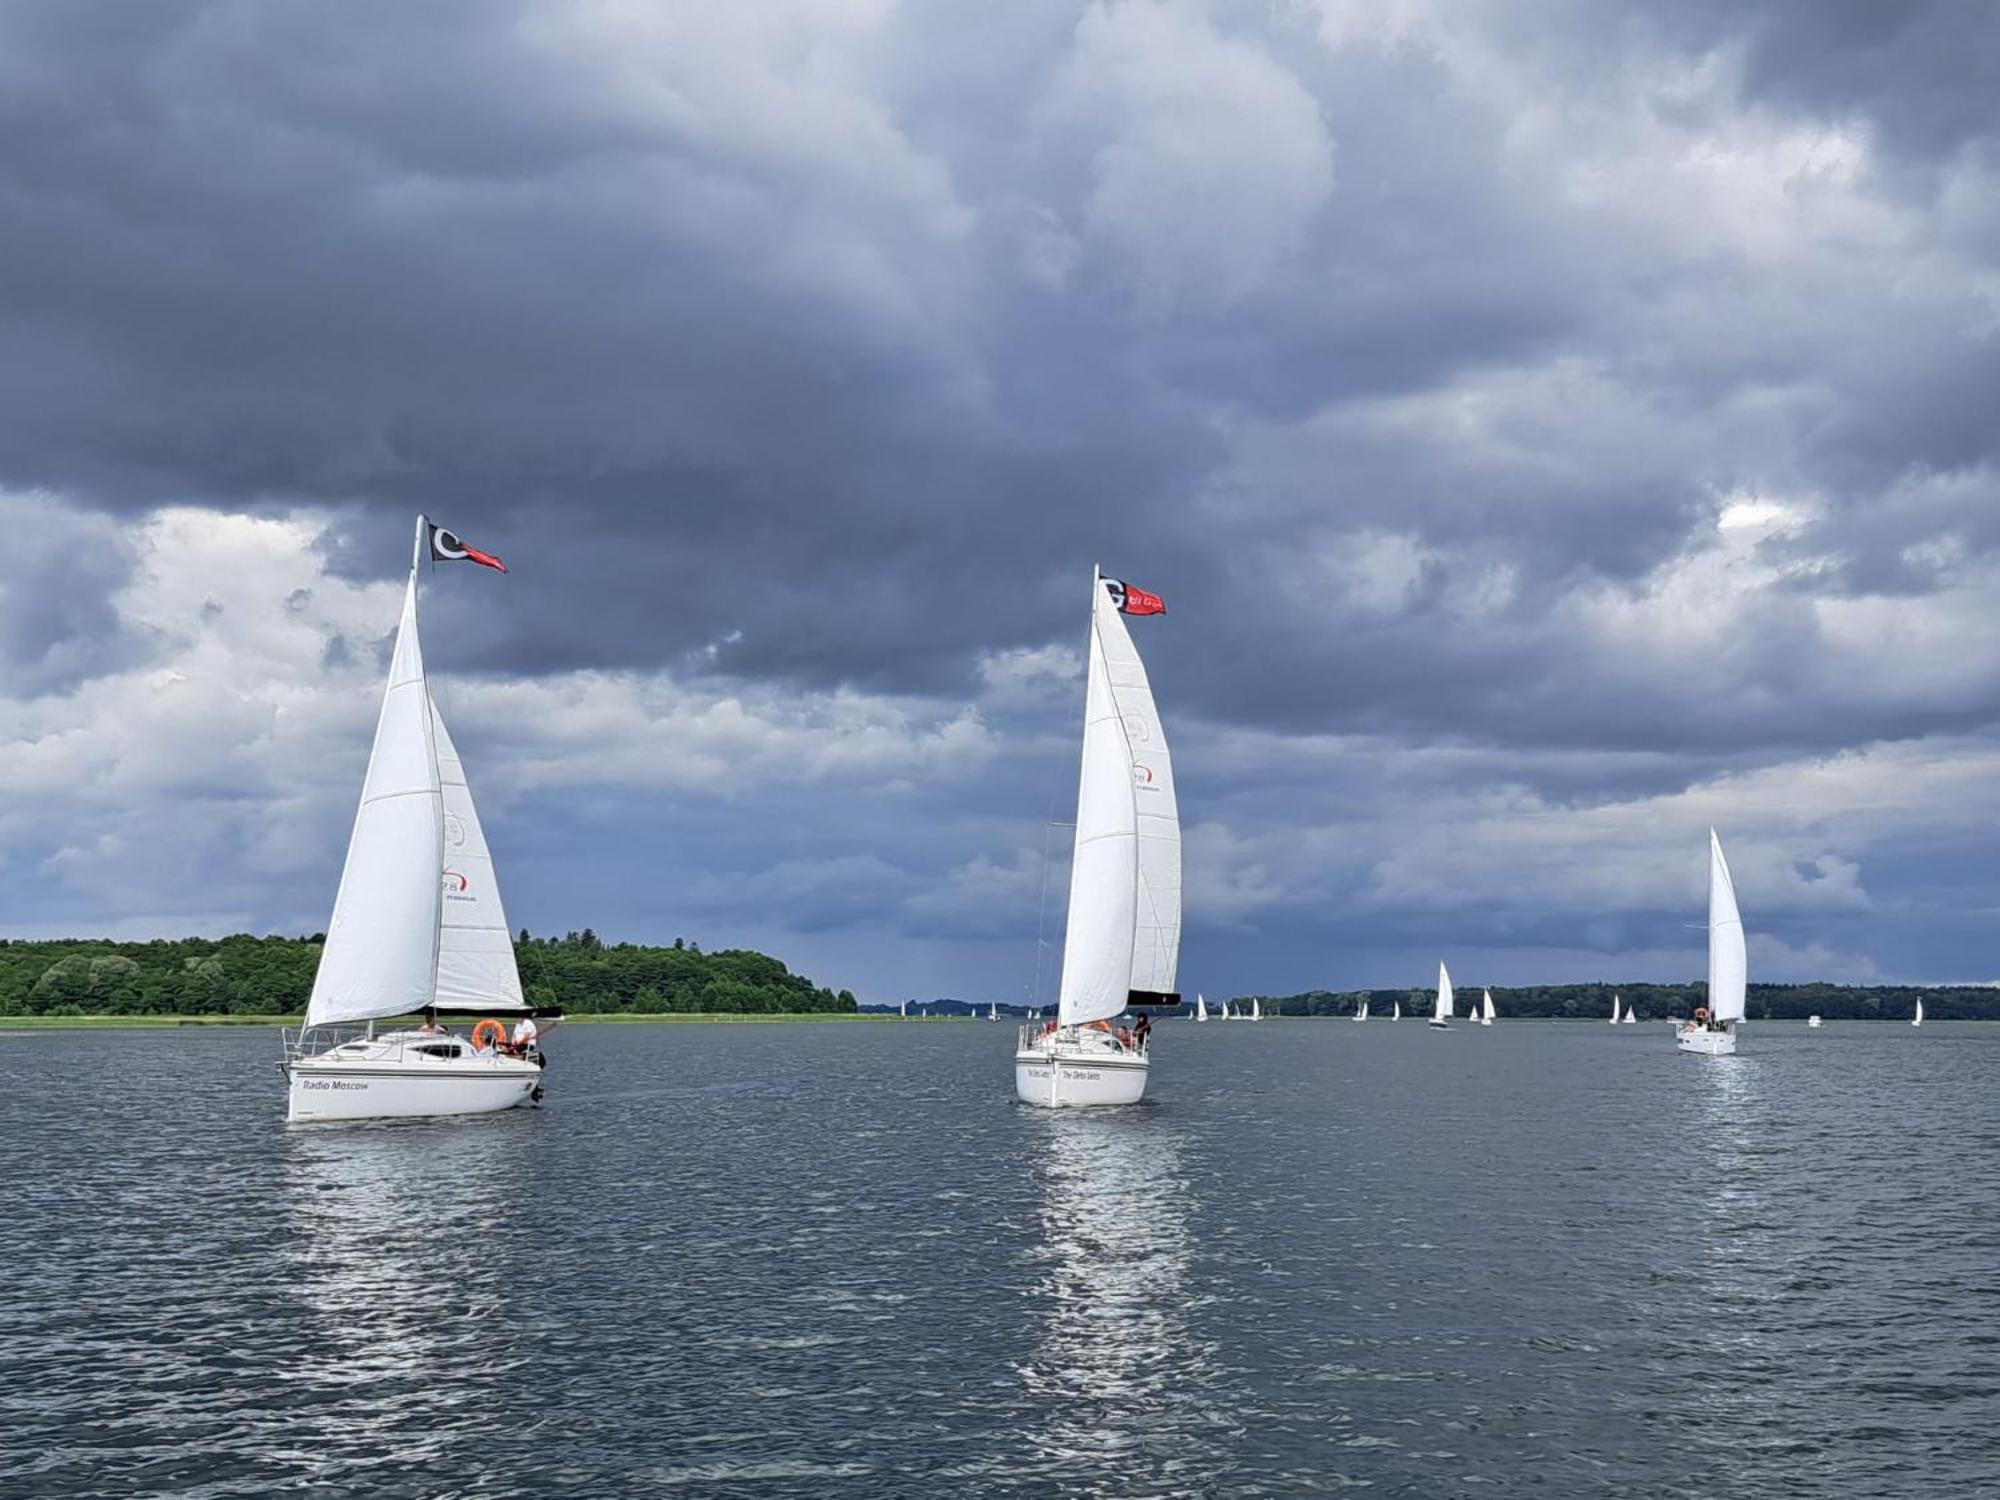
[1240,981,1999,1022]
[0,930,858,1018]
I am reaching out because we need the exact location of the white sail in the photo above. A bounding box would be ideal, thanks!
[1913,997,1924,1027]
[1392,1000,1400,1021]
[1251,998,1262,1021]
[1610,995,1621,1024]
[306,575,444,1028]
[1055,572,1179,1027]
[1621,1005,1636,1024]
[1434,963,1454,1022]
[1707,829,1747,1023]
[431,698,527,1014]
[1357,999,1369,1021]
[1195,993,1208,1022]
[1482,988,1496,1022]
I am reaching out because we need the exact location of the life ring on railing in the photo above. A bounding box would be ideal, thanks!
[470,1018,507,1052]
[1692,1006,1709,1024]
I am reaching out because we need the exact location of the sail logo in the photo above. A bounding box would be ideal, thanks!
[442,868,474,901]
[443,814,467,848]
[1133,763,1157,788]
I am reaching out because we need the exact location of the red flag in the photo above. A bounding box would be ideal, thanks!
[428,523,507,573]
[1104,577,1165,616]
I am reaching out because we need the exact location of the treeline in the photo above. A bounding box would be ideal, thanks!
[1239,982,1997,1022]
[0,930,857,1018]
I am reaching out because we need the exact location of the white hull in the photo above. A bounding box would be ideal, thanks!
[1676,1027,1737,1056]
[1014,1026,1149,1108]
[286,1032,543,1122]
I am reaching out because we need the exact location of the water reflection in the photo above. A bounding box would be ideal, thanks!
[276,1116,542,1465]
[1015,1115,1222,1492]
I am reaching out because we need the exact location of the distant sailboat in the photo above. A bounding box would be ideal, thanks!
[1609,995,1622,1025]
[1480,989,1495,1026]
[1013,570,1179,1107]
[1392,999,1401,1021]
[1429,964,1453,1030]
[989,1001,999,1022]
[1913,997,1924,1028]
[1620,1004,1636,1024]
[1807,1015,1823,1029]
[1678,829,1744,1056]
[282,516,548,1123]
[1195,992,1208,1023]
[1249,997,1263,1022]
[900,1000,908,1019]
[1355,999,1369,1022]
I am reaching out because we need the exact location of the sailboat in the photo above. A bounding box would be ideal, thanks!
[1480,988,1495,1026]
[284,517,548,1122]
[1913,997,1924,1027]
[1620,1004,1636,1024]
[1014,571,1179,1107]
[1678,829,1744,1056]
[1609,995,1622,1025]
[1392,999,1401,1022]
[1251,997,1263,1023]
[1195,993,1208,1023]
[1807,1015,1823,1029]
[1355,999,1369,1022]
[1428,964,1453,1030]
[989,1001,1000,1022]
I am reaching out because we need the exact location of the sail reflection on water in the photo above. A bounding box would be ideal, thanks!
[1016,1118,1222,1480]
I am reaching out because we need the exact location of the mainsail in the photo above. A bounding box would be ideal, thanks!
[1707,829,1747,1024]
[432,699,527,1013]
[1055,572,1181,1027]
[1482,989,1496,1022]
[1434,963,1454,1023]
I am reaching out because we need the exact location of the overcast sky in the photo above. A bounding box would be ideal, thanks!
[3,1,1998,1000]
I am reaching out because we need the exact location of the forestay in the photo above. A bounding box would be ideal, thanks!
[1707,829,1747,1023]
[305,576,444,1028]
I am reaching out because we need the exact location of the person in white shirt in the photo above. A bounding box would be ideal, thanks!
[510,1015,539,1055]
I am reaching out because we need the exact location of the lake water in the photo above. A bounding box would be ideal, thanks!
[4,1019,1997,1497]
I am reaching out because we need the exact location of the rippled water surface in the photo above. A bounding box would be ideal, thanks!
[4,1019,1999,1497]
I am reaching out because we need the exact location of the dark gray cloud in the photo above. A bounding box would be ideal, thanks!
[4,2,2000,992]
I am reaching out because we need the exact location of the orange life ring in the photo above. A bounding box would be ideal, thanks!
[471,1018,507,1051]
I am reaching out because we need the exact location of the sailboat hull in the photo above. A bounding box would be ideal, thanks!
[285,1038,544,1123]
[1013,1027,1149,1107]
[1675,1027,1737,1056]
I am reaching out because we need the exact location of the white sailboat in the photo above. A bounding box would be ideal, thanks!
[1913,997,1924,1028]
[1621,1003,1636,1024]
[1480,988,1495,1026]
[1015,571,1179,1107]
[990,1001,1000,1022]
[1392,999,1401,1022]
[1678,829,1744,1056]
[1609,995,1622,1025]
[899,999,909,1019]
[284,517,547,1122]
[1355,999,1369,1022]
[1807,1015,1823,1029]
[1251,997,1263,1023]
[1195,993,1208,1023]
[1428,964,1453,1030]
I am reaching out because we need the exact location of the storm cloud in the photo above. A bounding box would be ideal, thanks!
[2,1,1998,996]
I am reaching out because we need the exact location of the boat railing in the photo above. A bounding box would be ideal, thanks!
[1015,1020,1149,1055]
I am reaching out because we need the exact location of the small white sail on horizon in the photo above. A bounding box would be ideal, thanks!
[1913,997,1924,1027]
[1251,997,1263,1022]
[1609,995,1622,1025]
[1392,999,1401,1021]
[1195,992,1208,1022]
[1429,963,1453,1029]
[1356,998,1369,1022]
[1480,988,1495,1025]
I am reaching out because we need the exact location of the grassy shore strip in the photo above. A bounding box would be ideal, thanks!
[0,1010,933,1030]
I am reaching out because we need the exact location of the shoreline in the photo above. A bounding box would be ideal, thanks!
[0,1011,924,1031]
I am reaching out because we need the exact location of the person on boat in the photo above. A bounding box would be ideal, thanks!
[416,1011,445,1036]
[507,1014,540,1057]
[1133,1014,1153,1050]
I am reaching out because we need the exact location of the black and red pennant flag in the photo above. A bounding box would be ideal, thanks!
[428,523,507,573]
[1104,577,1166,616]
